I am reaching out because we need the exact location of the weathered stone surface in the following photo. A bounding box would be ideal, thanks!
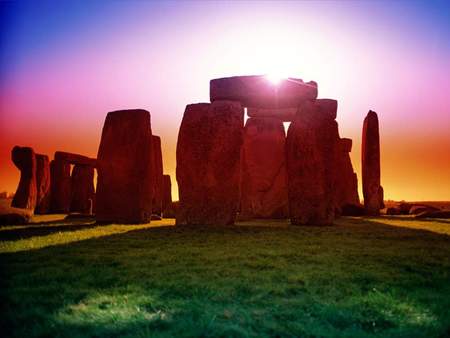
[55,151,96,167]
[315,99,338,120]
[409,205,439,215]
[386,207,401,215]
[210,75,317,108]
[286,101,339,225]
[247,107,297,122]
[415,210,450,219]
[11,146,37,210]
[35,154,51,214]
[240,117,288,219]
[176,100,244,225]
[341,203,365,216]
[70,165,95,214]
[335,138,360,212]
[151,135,163,216]
[362,110,384,215]
[96,109,153,223]
[162,174,172,214]
[50,159,71,213]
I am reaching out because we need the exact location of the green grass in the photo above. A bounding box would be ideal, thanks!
[0,216,449,337]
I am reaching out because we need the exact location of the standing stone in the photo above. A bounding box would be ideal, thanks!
[11,146,37,210]
[96,109,153,223]
[50,159,71,213]
[362,110,384,215]
[70,164,95,214]
[162,174,172,212]
[286,100,339,225]
[35,154,51,214]
[176,100,244,225]
[240,117,288,219]
[151,135,164,217]
[335,138,360,213]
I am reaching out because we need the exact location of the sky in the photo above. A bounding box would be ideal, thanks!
[1,0,449,201]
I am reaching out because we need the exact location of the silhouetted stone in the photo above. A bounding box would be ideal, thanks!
[163,201,178,218]
[398,202,413,214]
[247,107,297,122]
[96,109,154,223]
[11,146,37,210]
[386,207,401,215]
[409,205,439,215]
[54,151,96,167]
[162,174,172,214]
[240,117,288,219]
[415,210,450,219]
[210,76,317,108]
[286,101,338,225]
[176,100,244,225]
[0,209,32,225]
[151,135,163,217]
[70,164,95,214]
[341,203,365,216]
[50,159,71,213]
[335,138,360,213]
[362,110,384,215]
[35,154,50,214]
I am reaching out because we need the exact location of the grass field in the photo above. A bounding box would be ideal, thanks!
[0,216,449,337]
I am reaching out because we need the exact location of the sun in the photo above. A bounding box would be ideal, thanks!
[266,72,288,85]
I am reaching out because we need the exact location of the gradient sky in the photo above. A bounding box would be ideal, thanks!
[1,0,449,201]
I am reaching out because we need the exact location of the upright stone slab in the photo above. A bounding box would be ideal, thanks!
[151,135,163,217]
[11,146,37,210]
[362,110,384,215]
[70,164,95,214]
[35,154,51,214]
[176,100,244,225]
[96,109,153,223]
[335,138,360,213]
[162,174,172,212]
[240,117,288,219]
[50,159,71,213]
[286,100,339,225]
[210,75,317,108]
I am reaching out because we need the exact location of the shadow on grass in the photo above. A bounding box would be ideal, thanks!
[0,218,449,337]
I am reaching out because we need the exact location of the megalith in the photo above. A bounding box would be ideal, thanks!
[176,100,244,225]
[362,110,384,215]
[286,100,339,225]
[151,135,163,217]
[11,146,37,210]
[162,174,172,213]
[50,159,71,213]
[96,109,154,223]
[70,164,95,214]
[35,154,51,214]
[240,117,288,219]
[335,138,360,213]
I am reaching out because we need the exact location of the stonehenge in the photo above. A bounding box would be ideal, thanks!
[240,117,288,219]
[162,174,172,213]
[151,135,164,217]
[96,109,154,223]
[11,146,37,210]
[176,101,244,225]
[362,110,384,215]
[70,164,95,214]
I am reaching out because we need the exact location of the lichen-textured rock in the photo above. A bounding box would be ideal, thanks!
[50,159,71,213]
[210,75,317,108]
[286,100,339,225]
[176,100,244,225]
[96,109,154,223]
[35,154,50,214]
[11,146,37,210]
[240,117,288,219]
[70,164,95,214]
[362,110,384,215]
[151,135,163,217]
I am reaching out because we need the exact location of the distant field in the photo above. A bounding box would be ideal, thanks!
[0,215,449,337]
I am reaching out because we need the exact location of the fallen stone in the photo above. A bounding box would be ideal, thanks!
[415,210,450,219]
[70,164,95,214]
[96,109,154,223]
[362,110,384,215]
[151,135,164,217]
[409,205,439,215]
[240,117,288,219]
[11,146,37,210]
[386,207,402,215]
[35,154,51,214]
[286,100,339,225]
[176,100,244,225]
[210,75,317,108]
